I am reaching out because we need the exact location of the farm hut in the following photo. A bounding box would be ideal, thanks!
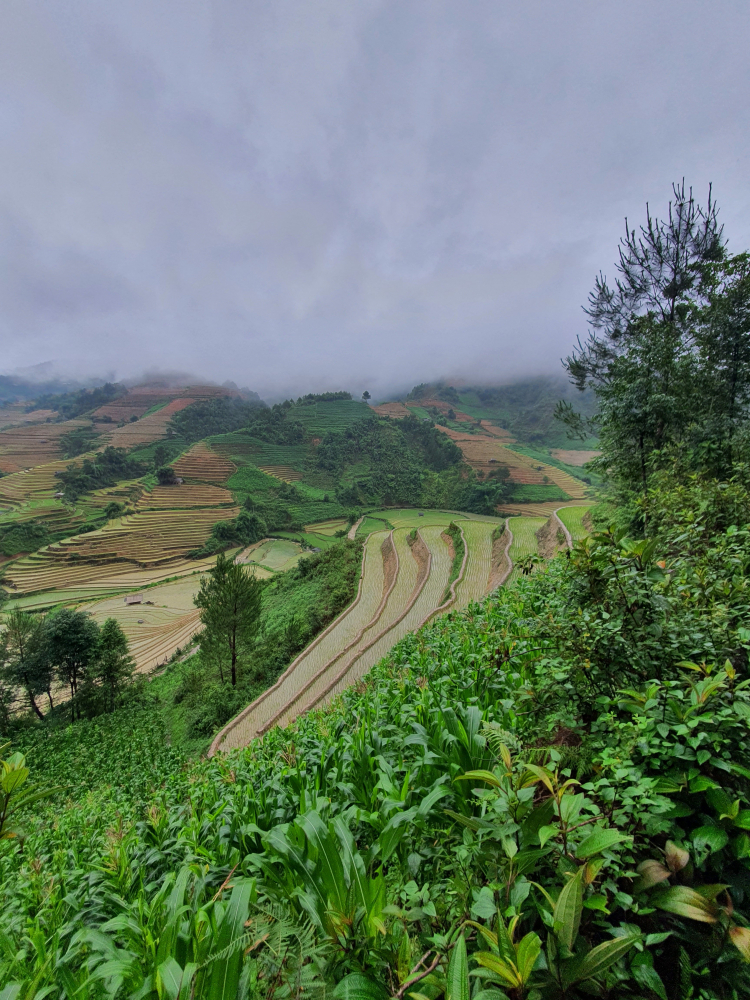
[124,593,143,605]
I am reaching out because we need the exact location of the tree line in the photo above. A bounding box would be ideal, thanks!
[1,608,134,724]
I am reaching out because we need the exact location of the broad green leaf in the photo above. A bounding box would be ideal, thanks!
[691,826,729,854]
[298,811,347,907]
[582,894,609,912]
[652,886,718,924]
[333,974,389,1000]
[446,933,470,1000]
[554,870,583,950]
[538,825,558,848]
[515,932,542,983]
[156,957,186,1000]
[632,960,667,999]
[207,879,256,1000]
[693,883,730,900]
[473,952,520,988]
[454,769,502,789]
[576,828,632,859]
[573,934,640,982]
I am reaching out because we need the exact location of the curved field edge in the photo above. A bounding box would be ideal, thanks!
[212,519,481,755]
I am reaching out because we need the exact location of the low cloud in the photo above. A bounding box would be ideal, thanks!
[0,2,748,399]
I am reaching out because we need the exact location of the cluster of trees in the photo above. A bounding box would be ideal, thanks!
[189,509,269,557]
[296,390,352,403]
[1,608,134,724]
[560,181,750,509]
[406,381,461,405]
[167,396,267,443]
[316,415,511,512]
[27,382,126,420]
[0,520,50,558]
[55,446,146,500]
[58,425,101,459]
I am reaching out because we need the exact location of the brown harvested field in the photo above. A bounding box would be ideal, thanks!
[0,419,91,473]
[373,401,411,418]
[550,449,601,466]
[257,465,303,482]
[438,427,547,482]
[437,425,589,499]
[479,421,515,440]
[0,407,57,430]
[419,398,477,422]
[172,442,236,483]
[3,507,239,593]
[101,397,196,449]
[136,483,235,510]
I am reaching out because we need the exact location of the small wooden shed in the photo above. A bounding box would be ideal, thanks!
[124,593,143,605]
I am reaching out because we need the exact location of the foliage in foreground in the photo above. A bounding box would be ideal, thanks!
[1,472,750,997]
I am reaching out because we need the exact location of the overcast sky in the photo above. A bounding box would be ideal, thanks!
[1,1,749,399]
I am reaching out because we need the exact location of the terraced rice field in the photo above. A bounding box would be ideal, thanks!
[136,484,235,510]
[212,510,508,754]
[238,538,304,573]
[550,449,601,466]
[506,515,546,583]
[455,520,497,605]
[0,407,56,430]
[437,425,588,499]
[257,465,304,482]
[288,400,373,433]
[3,508,240,593]
[172,442,235,484]
[0,460,73,508]
[557,505,592,541]
[213,529,392,749]
[78,573,270,672]
[372,402,411,418]
[498,500,595,518]
[0,419,91,473]
[304,518,347,535]
[101,398,196,449]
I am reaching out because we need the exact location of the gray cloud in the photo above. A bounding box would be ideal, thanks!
[0,1,748,399]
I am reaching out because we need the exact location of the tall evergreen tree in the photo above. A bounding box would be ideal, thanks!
[194,554,264,686]
[95,618,135,712]
[693,252,750,470]
[558,182,727,498]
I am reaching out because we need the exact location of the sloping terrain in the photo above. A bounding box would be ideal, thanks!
[0,419,92,473]
[211,511,503,753]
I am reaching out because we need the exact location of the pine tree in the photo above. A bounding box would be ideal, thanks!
[194,554,264,686]
[558,181,726,499]
[96,618,135,712]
